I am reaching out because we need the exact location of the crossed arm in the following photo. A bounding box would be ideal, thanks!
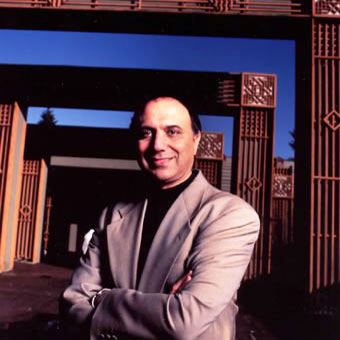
[61,201,260,340]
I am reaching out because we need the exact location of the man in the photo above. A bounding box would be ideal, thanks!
[61,96,260,340]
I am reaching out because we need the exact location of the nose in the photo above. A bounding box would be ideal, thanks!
[152,131,166,151]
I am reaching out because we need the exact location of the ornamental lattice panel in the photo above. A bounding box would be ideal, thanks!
[242,74,276,108]
[15,160,48,263]
[315,0,340,16]
[194,132,224,189]
[309,20,340,294]
[236,74,276,278]
[0,103,27,272]
[272,166,294,246]
[0,0,308,15]
[196,132,224,160]
[16,161,40,261]
[194,158,222,189]
[0,105,13,232]
[237,108,274,278]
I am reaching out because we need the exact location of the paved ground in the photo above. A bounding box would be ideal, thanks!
[0,262,338,340]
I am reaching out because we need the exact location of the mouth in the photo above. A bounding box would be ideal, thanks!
[150,156,175,167]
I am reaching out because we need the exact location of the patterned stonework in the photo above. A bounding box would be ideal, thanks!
[242,74,275,107]
[315,0,340,15]
[273,175,293,198]
[323,110,340,131]
[196,132,224,160]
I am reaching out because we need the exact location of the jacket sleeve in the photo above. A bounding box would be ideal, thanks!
[90,197,260,340]
[60,208,110,335]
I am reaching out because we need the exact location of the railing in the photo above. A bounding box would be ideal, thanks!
[0,0,306,15]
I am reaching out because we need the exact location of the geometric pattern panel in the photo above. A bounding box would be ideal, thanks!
[0,0,221,12]
[15,160,41,261]
[273,174,293,198]
[314,21,340,58]
[246,177,262,192]
[310,21,340,294]
[272,195,294,245]
[323,109,340,131]
[315,0,340,16]
[311,178,340,292]
[272,165,294,245]
[196,132,224,160]
[0,105,11,126]
[240,108,269,138]
[314,61,340,179]
[0,0,306,15]
[194,158,222,189]
[19,204,32,217]
[226,0,304,15]
[242,74,276,108]
[0,105,13,233]
[236,105,275,278]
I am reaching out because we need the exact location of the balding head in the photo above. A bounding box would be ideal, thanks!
[130,96,201,137]
[132,96,201,189]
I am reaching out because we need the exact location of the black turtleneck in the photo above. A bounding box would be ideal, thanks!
[137,171,198,284]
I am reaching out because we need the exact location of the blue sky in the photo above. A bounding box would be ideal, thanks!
[0,30,295,157]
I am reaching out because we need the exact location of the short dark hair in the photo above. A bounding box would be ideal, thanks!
[129,96,202,136]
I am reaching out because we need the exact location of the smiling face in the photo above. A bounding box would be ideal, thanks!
[136,97,201,189]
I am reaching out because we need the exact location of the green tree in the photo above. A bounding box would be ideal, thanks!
[38,108,57,126]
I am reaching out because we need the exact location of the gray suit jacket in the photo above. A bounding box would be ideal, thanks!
[61,171,260,340]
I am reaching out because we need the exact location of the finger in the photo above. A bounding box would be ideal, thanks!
[178,270,192,290]
[171,270,193,294]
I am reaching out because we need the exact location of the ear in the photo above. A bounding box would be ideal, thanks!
[193,131,201,155]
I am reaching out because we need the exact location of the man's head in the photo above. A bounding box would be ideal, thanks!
[130,97,201,189]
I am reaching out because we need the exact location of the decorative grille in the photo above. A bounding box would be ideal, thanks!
[196,132,224,160]
[237,107,274,278]
[242,74,276,108]
[0,0,306,14]
[272,166,294,245]
[0,105,13,238]
[15,160,41,261]
[194,158,222,189]
[310,20,340,293]
[315,0,340,16]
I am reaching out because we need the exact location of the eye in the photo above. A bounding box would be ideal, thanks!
[138,128,152,139]
[167,128,180,136]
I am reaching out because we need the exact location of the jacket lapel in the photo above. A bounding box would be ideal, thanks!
[138,171,209,293]
[106,200,147,290]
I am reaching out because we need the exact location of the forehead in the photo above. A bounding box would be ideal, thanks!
[140,98,191,127]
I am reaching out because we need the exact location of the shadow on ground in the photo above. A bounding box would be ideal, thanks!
[1,262,339,340]
[0,314,63,340]
[238,276,340,340]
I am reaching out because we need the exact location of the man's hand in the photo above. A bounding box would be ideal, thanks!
[170,270,193,294]
[90,289,110,308]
